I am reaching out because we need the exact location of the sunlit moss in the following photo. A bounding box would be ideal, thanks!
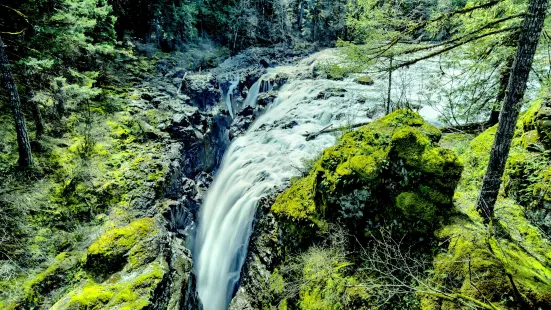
[51,260,166,310]
[272,109,462,238]
[86,218,157,274]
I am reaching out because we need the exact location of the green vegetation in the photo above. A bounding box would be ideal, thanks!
[266,101,551,309]
[1,0,551,309]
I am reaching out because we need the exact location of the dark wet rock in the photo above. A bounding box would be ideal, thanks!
[260,58,271,68]
[141,92,155,101]
[229,98,275,140]
[281,120,298,129]
[156,58,175,75]
[238,106,255,117]
[315,87,346,100]
[168,69,187,79]
[181,73,221,110]
[257,92,277,107]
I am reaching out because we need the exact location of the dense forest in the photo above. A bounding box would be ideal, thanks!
[1,0,551,309]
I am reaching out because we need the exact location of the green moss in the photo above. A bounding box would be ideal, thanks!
[396,192,436,222]
[15,250,88,309]
[519,99,542,132]
[51,260,166,310]
[354,75,374,85]
[518,129,540,150]
[272,109,462,240]
[272,176,317,221]
[390,127,430,167]
[86,218,157,274]
[427,197,551,309]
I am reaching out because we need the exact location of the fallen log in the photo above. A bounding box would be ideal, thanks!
[440,121,493,134]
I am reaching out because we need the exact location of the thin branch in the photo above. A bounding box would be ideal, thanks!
[391,26,520,71]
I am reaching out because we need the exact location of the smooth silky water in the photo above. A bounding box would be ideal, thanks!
[193,50,457,310]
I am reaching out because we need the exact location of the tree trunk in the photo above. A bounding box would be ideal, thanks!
[476,0,548,221]
[298,0,304,37]
[53,79,66,118]
[487,55,515,126]
[0,36,34,168]
[387,56,393,114]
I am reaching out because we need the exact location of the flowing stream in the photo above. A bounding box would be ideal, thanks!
[192,49,515,310]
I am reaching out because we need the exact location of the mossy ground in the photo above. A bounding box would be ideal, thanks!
[0,46,220,309]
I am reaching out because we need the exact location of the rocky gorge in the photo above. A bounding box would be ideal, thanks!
[2,43,551,310]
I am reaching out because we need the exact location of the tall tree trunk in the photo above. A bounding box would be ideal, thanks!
[53,79,66,118]
[0,36,34,168]
[387,56,393,114]
[476,0,548,221]
[487,55,515,126]
[298,0,304,37]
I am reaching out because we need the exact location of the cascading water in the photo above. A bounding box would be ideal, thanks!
[242,78,262,108]
[224,77,240,118]
[193,49,470,310]
[194,75,378,310]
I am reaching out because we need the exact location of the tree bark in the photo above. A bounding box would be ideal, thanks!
[53,78,66,118]
[387,56,393,114]
[0,36,34,168]
[476,0,548,221]
[488,55,515,126]
[298,0,304,37]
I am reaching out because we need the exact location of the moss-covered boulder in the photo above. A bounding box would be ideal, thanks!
[86,218,160,276]
[423,194,551,310]
[354,75,374,85]
[21,252,85,308]
[272,110,463,242]
[51,259,168,310]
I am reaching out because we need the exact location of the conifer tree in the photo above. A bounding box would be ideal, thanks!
[476,0,549,220]
[0,36,34,168]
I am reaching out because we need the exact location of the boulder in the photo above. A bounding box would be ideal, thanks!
[271,110,462,244]
[354,75,374,85]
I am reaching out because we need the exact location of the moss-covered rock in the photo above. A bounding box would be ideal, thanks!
[272,110,463,241]
[51,259,167,310]
[86,218,159,275]
[22,252,86,308]
[424,196,551,310]
[354,75,374,85]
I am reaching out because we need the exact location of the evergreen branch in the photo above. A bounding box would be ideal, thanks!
[356,1,506,59]
[407,0,503,35]
[0,4,30,35]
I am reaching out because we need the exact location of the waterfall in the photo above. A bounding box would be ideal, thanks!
[224,77,240,118]
[242,78,262,108]
[194,76,375,310]
[193,50,461,310]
